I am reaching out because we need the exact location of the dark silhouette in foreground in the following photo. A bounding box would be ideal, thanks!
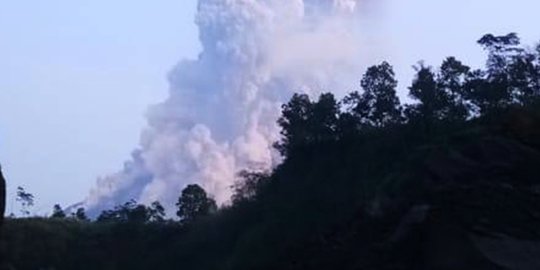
[0,166,6,267]
[0,167,4,227]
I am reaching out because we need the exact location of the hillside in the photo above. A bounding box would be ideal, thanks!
[2,105,540,270]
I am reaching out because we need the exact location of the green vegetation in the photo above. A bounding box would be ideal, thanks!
[1,33,540,269]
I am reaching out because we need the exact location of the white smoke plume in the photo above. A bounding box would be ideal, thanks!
[84,0,375,215]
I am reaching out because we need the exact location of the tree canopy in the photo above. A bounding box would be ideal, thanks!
[176,184,217,222]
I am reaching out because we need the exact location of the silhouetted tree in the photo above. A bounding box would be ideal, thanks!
[463,69,489,115]
[148,201,166,222]
[437,57,471,121]
[535,43,540,96]
[276,93,339,155]
[126,204,150,224]
[345,62,402,128]
[336,110,360,138]
[232,170,271,204]
[0,166,5,226]
[478,33,521,73]
[73,207,89,221]
[309,93,339,141]
[51,204,66,219]
[97,200,150,223]
[358,62,401,127]
[176,184,217,222]
[342,91,369,128]
[16,186,34,217]
[469,33,523,112]
[406,64,451,126]
[276,93,313,155]
[507,47,540,102]
[97,205,124,223]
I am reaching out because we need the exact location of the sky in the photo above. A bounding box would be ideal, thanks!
[1,0,539,215]
[0,0,200,215]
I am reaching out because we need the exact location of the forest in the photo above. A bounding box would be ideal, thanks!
[1,33,540,269]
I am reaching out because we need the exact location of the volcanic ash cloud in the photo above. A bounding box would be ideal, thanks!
[84,0,369,214]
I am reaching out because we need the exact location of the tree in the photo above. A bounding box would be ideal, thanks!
[534,43,540,97]
[507,47,540,103]
[0,166,6,226]
[97,200,148,223]
[73,207,89,221]
[341,91,369,126]
[478,33,521,74]
[309,93,339,141]
[471,33,524,112]
[343,62,402,128]
[232,170,271,204]
[362,62,402,127]
[406,64,451,125]
[276,93,339,156]
[336,109,360,138]
[16,186,34,217]
[51,204,66,219]
[176,184,217,222]
[147,201,166,222]
[125,203,150,224]
[276,93,313,155]
[437,57,471,121]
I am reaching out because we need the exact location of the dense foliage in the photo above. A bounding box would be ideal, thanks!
[1,33,540,269]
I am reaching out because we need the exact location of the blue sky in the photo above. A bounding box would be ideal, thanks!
[1,0,539,215]
[0,0,200,214]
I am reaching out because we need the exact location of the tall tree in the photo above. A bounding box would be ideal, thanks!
[276,93,339,156]
[478,33,522,75]
[276,93,313,155]
[534,43,540,97]
[343,62,402,128]
[406,64,450,124]
[176,184,217,222]
[437,57,471,121]
[0,166,5,226]
[361,62,402,127]
[507,47,540,102]
[309,93,339,141]
[470,33,523,112]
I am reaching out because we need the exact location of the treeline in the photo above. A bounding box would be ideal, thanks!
[41,183,217,225]
[1,33,540,270]
[277,33,540,156]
